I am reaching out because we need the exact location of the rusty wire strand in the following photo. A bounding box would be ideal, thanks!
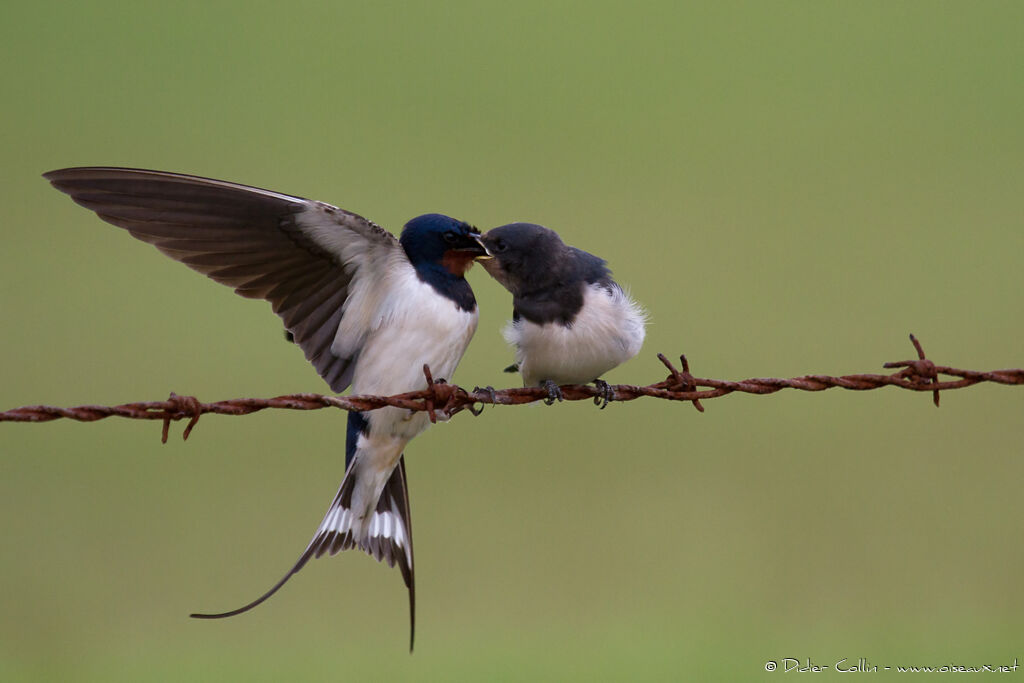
[1,335,1021,443]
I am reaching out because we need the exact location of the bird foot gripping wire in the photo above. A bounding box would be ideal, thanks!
[883,333,941,407]
[468,386,499,416]
[542,380,564,405]
[657,353,705,413]
[592,379,614,409]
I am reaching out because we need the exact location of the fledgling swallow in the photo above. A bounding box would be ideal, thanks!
[44,167,490,650]
[480,222,646,405]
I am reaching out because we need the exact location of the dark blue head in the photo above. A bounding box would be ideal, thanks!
[400,214,488,270]
[400,214,488,310]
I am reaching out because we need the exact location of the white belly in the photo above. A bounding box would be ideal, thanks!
[348,271,478,441]
[507,283,646,386]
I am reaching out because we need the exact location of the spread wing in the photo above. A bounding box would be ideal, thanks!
[43,167,402,392]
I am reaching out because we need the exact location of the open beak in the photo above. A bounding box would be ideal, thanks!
[470,234,493,260]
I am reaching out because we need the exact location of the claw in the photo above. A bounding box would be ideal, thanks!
[542,379,564,405]
[592,379,613,409]
[469,386,498,416]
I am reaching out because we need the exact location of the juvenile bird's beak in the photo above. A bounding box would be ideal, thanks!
[471,234,493,260]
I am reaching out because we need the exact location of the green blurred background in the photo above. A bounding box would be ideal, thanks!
[2,1,1022,680]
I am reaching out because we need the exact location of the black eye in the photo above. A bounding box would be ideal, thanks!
[443,231,458,244]
[492,238,507,253]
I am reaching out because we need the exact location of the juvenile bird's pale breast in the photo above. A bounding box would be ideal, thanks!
[507,282,646,386]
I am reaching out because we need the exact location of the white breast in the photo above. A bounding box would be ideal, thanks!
[344,262,478,440]
[506,282,646,386]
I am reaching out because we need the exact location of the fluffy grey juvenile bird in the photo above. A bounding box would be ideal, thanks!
[480,222,646,405]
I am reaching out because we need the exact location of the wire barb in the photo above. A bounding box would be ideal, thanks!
[882,333,941,406]
[161,392,202,443]
[2,335,1021,442]
[657,353,705,412]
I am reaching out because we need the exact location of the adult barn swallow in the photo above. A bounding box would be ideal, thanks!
[480,223,646,404]
[44,167,489,649]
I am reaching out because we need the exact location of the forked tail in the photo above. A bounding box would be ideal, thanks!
[190,455,416,650]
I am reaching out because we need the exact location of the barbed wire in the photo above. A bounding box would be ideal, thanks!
[2,335,1021,443]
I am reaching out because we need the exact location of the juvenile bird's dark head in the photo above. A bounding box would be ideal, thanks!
[481,222,571,295]
[400,214,489,276]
